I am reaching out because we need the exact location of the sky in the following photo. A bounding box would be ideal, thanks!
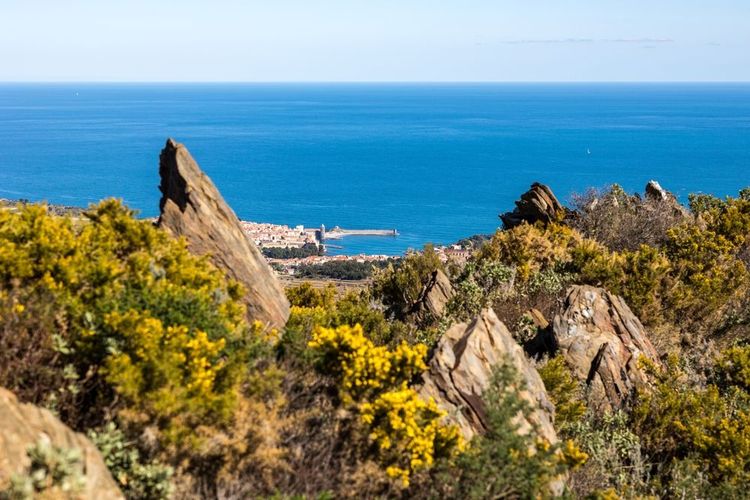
[1,0,749,82]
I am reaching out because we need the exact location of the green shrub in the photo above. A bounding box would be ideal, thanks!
[633,355,750,488]
[538,356,586,435]
[438,360,585,499]
[568,412,648,497]
[372,245,443,321]
[88,423,173,499]
[1,439,85,500]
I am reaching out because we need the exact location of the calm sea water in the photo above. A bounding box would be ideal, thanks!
[1,83,749,255]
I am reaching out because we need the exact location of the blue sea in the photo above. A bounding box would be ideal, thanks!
[1,83,749,255]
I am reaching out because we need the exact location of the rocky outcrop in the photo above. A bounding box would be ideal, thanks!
[552,285,661,412]
[0,388,123,499]
[158,139,290,329]
[418,308,557,444]
[500,182,565,229]
[645,180,670,202]
[410,269,454,326]
[644,180,690,218]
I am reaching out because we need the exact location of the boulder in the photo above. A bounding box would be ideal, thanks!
[552,285,661,412]
[0,388,123,499]
[410,269,454,326]
[500,182,564,229]
[645,180,669,202]
[418,308,557,444]
[158,138,290,329]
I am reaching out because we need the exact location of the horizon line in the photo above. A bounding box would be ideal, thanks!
[1,80,750,85]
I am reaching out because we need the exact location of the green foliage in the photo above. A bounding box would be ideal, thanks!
[633,355,750,488]
[688,193,724,215]
[568,412,648,497]
[295,259,393,280]
[716,344,750,392]
[442,360,584,499]
[88,423,173,500]
[1,439,85,500]
[538,356,586,435]
[446,260,515,320]
[286,282,337,309]
[372,245,443,321]
[262,242,323,259]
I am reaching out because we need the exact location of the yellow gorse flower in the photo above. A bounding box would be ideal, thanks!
[309,324,463,486]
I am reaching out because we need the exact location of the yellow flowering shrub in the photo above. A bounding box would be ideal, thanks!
[479,222,586,281]
[0,200,265,455]
[634,355,750,486]
[309,324,426,401]
[308,324,462,486]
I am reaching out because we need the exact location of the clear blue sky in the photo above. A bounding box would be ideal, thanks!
[2,0,748,82]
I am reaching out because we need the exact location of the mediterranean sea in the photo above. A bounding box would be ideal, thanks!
[1,83,749,255]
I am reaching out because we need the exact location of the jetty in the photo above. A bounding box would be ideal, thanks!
[318,225,398,241]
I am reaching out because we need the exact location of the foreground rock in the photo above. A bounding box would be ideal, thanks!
[0,388,123,499]
[410,269,454,326]
[158,138,290,329]
[500,182,565,229]
[418,308,557,444]
[552,285,661,412]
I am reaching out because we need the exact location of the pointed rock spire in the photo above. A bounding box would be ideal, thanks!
[157,138,290,329]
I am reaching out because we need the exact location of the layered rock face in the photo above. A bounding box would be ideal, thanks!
[418,308,557,444]
[158,139,290,329]
[500,182,564,229]
[0,388,123,499]
[410,269,454,326]
[552,285,661,411]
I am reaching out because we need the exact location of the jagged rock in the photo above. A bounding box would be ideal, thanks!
[552,285,661,412]
[158,138,290,329]
[0,388,123,499]
[418,308,557,444]
[500,182,565,229]
[410,269,454,325]
[645,180,669,202]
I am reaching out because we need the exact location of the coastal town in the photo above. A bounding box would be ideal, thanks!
[239,219,473,277]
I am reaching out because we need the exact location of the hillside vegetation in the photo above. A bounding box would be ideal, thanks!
[3,175,750,498]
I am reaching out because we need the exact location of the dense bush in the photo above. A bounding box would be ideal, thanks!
[262,242,323,259]
[538,356,586,435]
[295,259,392,280]
[633,354,750,493]
[569,184,687,252]
[0,201,265,454]
[372,245,443,321]
[88,423,173,499]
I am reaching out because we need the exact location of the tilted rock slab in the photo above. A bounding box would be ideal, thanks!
[158,138,290,329]
[552,285,661,412]
[410,269,454,326]
[0,388,123,499]
[418,308,557,444]
[500,182,565,229]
